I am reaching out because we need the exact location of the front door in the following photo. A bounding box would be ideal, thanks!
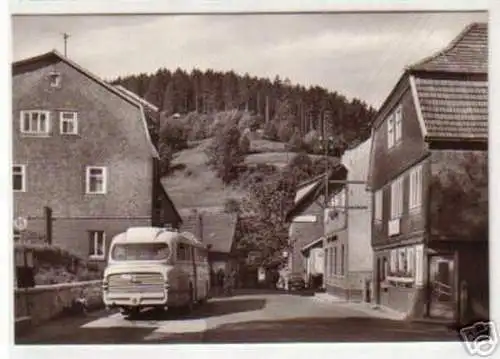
[428,254,456,320]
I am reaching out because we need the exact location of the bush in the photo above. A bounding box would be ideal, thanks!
[14,242,102,286]
[263,121,278,140]
[277,122,294,143]
[159,118,188,152]
[288,129,304,151]
[239,135,251,154]
[205,124,245,184]
[224,198,241,213]
[158,143,173,176]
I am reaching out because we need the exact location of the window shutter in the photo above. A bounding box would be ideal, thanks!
[88,232,94,256]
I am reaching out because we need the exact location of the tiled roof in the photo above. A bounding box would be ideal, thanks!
[180,211,238,253]
[410,22,488,74]
[414,77,488,140]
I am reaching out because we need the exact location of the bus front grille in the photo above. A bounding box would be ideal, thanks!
[107,272,164,293]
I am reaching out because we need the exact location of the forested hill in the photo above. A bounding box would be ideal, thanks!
[111,68,376,149]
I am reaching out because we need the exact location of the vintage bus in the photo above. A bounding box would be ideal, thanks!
[102,227,210,317]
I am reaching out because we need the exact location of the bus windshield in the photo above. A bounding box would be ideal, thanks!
[111,242,170,261]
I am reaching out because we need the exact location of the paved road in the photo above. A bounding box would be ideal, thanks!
[16,291,461,344]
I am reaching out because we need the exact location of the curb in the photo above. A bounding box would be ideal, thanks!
[311,293,406,320]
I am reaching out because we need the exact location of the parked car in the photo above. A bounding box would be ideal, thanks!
[287,273,306,291]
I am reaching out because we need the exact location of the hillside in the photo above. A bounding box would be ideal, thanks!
[161,138,247,210]
[161,138,318,210]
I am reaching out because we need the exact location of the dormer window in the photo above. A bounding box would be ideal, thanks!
[49,72,61,88]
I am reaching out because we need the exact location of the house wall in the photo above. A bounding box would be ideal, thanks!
[13,59,155,261]
[323,139,373,301]
[288,200,324,275]
[323,231,348,296]
[368,84,428,192]
[368,81,431,315]
[344,139,373,274]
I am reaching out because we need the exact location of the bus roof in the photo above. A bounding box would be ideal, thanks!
[110,227,176,244]
[111,227,206,248]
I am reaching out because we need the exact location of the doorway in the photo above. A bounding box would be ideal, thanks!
[428,254,456,319]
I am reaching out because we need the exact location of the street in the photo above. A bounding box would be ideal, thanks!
[16,290,461,344]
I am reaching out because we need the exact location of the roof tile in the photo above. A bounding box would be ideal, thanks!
[410,22,487,74]
[414,77,488,140]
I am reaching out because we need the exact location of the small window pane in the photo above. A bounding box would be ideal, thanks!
[23,114,30,131]
[90,178,103,193]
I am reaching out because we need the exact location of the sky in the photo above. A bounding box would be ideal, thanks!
[12,12,487,108]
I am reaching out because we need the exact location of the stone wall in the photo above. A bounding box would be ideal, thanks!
[15,280,103,327]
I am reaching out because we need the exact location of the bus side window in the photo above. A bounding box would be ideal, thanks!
[178,242,186,261]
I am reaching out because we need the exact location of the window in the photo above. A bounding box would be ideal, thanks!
[407,247,415,276]
[374,190,383,221]
[387,115,394,148]
[390,176,404,219]
[13,165,26,192]
[88,231,106,259]
[177,242,192,261]
[333,247,338,275]
[49,72,61,87]
[394,106,402,143]
[86,166,107,194]
[390,250,397,273]
[386,105,403,149]
[13,228,21,241]
[340,244,345,276]
[177,243,186,260]
[111,242,169,261]
[409,165,423,210]
[332,189,346,209]
[325,248,330,277]
[399,249,407,274]
[20,110,50,135]
[328,248,334,277]
[60,111,78,134]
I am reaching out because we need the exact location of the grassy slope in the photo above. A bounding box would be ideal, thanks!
[161,139,246,210]
[161,138,306,210]
[161,138,323,210]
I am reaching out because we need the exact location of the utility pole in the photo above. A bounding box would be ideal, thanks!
[62,33,70,57]
[323,110,329,210]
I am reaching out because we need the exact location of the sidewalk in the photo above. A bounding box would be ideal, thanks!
[311,292,407,321]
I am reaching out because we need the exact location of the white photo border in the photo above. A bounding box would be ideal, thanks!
[3,2,498,359]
